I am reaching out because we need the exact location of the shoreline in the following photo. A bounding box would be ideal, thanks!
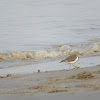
[0,65,100,98]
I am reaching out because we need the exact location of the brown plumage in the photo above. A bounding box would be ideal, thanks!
[61,54,78,63]
[60,52,80,69]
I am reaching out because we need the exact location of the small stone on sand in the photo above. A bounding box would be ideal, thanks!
[38,70,40,73]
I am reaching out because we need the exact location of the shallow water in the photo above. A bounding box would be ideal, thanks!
[0,56,100,75]
[0,0,100,74]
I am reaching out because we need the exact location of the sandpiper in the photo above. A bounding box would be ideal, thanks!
[60,52,80,69]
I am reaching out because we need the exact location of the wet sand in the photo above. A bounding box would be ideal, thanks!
[0,65,100,99]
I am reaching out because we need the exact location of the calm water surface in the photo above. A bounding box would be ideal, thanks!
[0,0,100,53]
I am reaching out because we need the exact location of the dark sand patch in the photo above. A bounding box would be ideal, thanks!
[28,85,44,90]
[69,71,94,80]
[28,85,68,93]
[47,87,68,93]
[48,76,63,81]
[92,70,100,74]
[18,94,33,96]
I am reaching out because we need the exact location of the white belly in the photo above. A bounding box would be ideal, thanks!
[67,57,79,64]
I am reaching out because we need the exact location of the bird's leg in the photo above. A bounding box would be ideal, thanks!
[72,64,79,68]
[69,64,71,70]
[72,64,76,68]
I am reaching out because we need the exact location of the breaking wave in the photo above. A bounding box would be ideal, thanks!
[0,42,100,60]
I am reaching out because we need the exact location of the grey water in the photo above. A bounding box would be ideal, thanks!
[0,0,100,53]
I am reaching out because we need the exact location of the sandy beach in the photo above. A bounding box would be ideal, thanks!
[1,64,100,100]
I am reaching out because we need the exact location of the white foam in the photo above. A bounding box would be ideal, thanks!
[0,43,100,60]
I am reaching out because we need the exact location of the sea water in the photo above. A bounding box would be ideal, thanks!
[0,0,100,75]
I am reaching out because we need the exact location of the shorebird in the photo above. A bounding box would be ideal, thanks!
[60,52,80,69]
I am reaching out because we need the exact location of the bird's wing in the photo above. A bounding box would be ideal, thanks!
[65,55,76,62]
